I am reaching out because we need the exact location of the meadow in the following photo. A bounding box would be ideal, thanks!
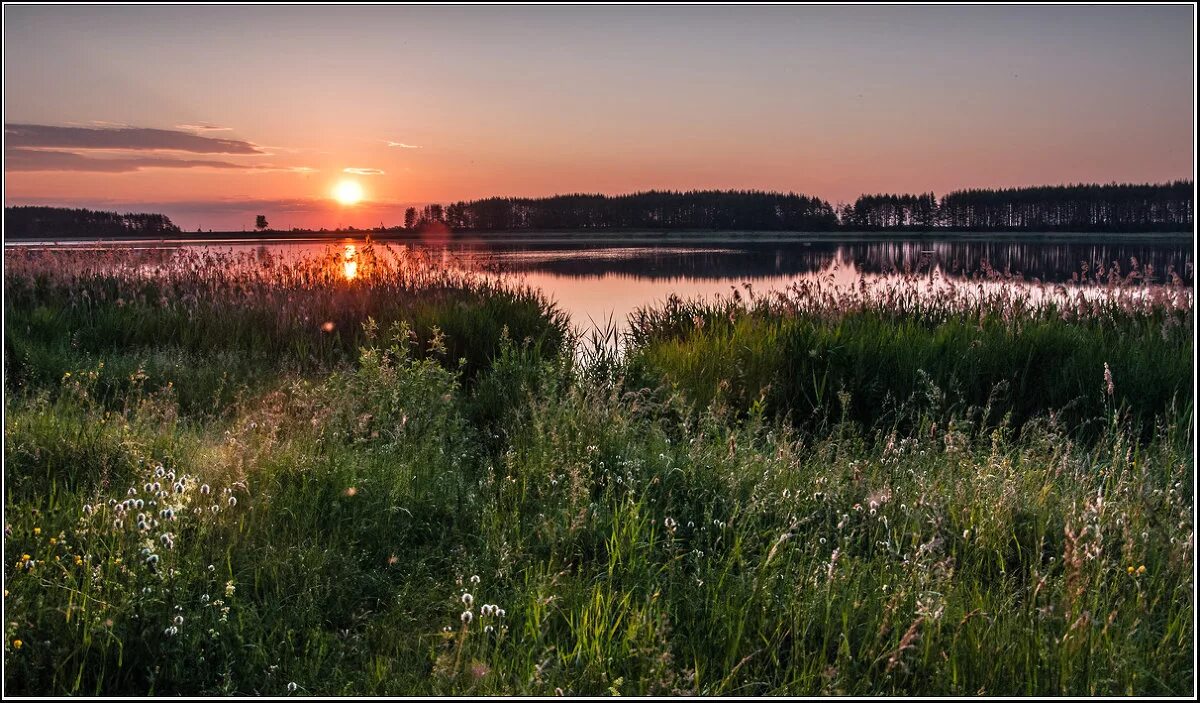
[2,243,1194,695]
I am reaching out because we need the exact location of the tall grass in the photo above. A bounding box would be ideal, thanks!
[2,247,1193,695]
[626,273,1192,437]
[3,243,568,414]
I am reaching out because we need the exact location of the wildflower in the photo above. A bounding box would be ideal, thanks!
[343,487,357,497]
[113,519,124,529]
[225,581,236,597]
[174,615,184,625]
[287,682,298,693]
[228,496,237,507]
[1103,363,1114,396]
[82,504,93,516]
[174,483,184,494]
[164,626,178,637]
[1137,565,1146,575]
[200,484,211,495]
[146,553,159,566]
[1126,566,1135,574]
[470,574,480,584]
[461,611,473,625]
[161,508,174,520]
[461,593,474,608]
[664,516,677,532]
[128,487,137,496]
[497,608,506,618]
[134,499,144,510]
[155,466,166,478]
[160,533,175,549]
[11,639,22,650]
[33,527,41,536]
[144,483,154,493]
[484,625,494,633]
[211,505,220,514]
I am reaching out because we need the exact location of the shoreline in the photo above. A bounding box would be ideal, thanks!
[4,229,1195,247]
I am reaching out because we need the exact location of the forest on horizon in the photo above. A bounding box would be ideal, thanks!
[4,180,1193,239]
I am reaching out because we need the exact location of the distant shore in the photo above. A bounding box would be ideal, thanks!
[4,229,1195,247]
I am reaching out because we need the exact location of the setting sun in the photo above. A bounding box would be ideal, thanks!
[333,180,364,206]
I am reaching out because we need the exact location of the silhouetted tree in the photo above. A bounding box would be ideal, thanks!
[3,207,181,239]
[255,215,269,231]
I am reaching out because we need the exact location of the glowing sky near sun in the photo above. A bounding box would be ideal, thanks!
[3,5,1194,230]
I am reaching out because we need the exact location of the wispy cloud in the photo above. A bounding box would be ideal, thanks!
[5,147,317,174]
[5,148,247,173]
[343,167,386,175]
[175,123,234,133]
[5,123,263,154]
[385,141,422,149]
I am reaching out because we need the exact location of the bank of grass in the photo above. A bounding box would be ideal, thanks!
[2,249,1194,695]
[627,277,1193,437]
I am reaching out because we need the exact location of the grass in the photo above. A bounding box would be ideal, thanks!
[2,245,1194,695]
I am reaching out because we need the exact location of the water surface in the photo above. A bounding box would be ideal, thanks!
[6,233,1193,334]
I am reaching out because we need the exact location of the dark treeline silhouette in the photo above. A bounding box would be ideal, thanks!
[845,181,1193,232]
[401,182,1191,233]
[404,190,840,231]
[4,181,1192,239]
[5,206,181,239]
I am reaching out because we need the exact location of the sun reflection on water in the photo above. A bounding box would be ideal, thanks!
[342,244,358,280]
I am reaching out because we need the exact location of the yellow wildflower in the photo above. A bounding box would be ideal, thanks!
[11,639,22,650]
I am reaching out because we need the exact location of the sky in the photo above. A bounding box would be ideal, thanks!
[3,4,1195,231]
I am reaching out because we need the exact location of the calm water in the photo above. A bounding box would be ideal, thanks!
[6,234,1194,333]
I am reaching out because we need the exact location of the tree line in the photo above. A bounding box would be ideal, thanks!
[402,190,840,231]
[4,206,180,239]
[400,181,1192,233]
[3,181,1191,238]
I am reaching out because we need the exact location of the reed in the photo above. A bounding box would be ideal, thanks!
[3,247,1192,695]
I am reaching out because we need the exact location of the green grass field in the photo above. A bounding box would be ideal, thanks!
[3,245,1193,695]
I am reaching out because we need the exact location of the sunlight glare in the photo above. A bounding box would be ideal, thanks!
[333,180,364,206]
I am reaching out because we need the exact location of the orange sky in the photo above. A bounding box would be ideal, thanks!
[4,5,1195,230]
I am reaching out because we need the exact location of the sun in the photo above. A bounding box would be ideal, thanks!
[333,180,364,205]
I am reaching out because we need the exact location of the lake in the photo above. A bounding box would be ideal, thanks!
[5,233,1194,335]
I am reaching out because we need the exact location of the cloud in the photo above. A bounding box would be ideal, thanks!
[343,167,386,175]
[5,148,249,173]
[385,141,421,149]
[176,123,234,132]
[5,123,263,154]
[5,147,318,174]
